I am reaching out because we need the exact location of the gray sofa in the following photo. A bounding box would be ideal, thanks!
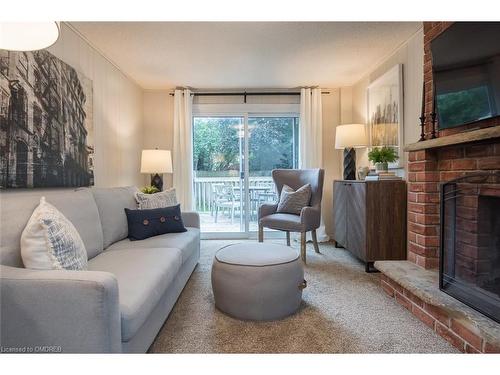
[0,186,200,353]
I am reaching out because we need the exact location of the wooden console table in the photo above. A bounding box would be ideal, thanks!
[333,180,407,272]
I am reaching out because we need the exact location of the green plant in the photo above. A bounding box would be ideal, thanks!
[367,146,399,164]
[141,186,159,194]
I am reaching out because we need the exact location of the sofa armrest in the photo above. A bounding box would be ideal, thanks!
[258,203,278,220]
[0,265,121,353]
[300,206,321,231]
[181,211,200,229]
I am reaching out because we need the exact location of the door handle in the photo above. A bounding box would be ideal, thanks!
[240,171,244,179]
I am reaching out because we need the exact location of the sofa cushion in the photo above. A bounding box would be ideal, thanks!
[0,188,103,267]
[91,186,138,249]
[106,228,200,265]
[88,247,182,341]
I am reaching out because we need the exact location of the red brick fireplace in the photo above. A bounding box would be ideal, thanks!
[376,22,500,353]
[407,142,500,270]
[407,22,500,270]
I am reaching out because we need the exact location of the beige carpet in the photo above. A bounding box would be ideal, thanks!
[149,240,458,353]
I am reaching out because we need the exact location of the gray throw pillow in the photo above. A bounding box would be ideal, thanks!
[276,184,312,215]
[135,188,177,209]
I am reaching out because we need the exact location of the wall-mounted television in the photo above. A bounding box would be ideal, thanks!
[431,22,500,130]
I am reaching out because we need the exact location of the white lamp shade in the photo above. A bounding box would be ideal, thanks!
[335,124,367,149]
[141,149,173,174]
[0,22,60,51]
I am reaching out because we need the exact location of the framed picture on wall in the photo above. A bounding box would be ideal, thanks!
[367,64,404,168]
[0,49,94,188]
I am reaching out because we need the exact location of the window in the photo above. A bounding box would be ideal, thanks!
[192,113,299,235]
[11,86,28,129]
[17,52,29,80]
[0,50,9,76]
[33,103,43,133]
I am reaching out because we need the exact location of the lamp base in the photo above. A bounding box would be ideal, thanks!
[151,173,163,191]
[343,148,356,180]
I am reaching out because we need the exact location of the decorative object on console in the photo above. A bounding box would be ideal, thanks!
[140,149,173,191]
[357,166,370,180]
[125,204,186,241]
[367,64,403,165]
[335,124,367,180]
[367,146,399,173]
[0,22,60,51]
[135,188,177,209]
[21,197,88,270]
[0,49,94,189]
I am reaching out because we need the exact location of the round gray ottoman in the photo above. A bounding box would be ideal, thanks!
[211,243,305,321]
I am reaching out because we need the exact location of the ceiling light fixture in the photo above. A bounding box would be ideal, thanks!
[0,22,60,51]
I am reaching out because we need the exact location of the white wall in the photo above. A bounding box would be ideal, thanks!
[351,28,424,173]
[321,90,342,236]
[48,23,144,187]
[142,90,175,188]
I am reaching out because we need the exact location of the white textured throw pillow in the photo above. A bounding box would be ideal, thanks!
[21,197,88,270]
[276,184,312,215]
[135,188,178,209]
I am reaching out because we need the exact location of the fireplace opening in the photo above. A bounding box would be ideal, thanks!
[440,172,500,323]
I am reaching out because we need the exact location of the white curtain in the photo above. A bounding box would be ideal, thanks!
[299,88,329,242]
[173,89,194,210]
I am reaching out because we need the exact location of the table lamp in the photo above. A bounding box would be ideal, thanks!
[140,149,172,191]
[335,124,367,180]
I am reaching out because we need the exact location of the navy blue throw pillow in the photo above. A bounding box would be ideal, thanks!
[125,204,187,241]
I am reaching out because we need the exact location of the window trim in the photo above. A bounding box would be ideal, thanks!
[192,103,299,116]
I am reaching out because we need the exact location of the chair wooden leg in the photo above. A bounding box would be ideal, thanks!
[258,224,264,242]
[312,229,320,253]
[286,231,291,246]
[300,231,306,264]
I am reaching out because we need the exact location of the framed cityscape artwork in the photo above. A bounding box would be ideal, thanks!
[0,49,94,188]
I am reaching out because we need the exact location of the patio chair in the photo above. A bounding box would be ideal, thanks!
[213,184,240,224]
[258,168,325,263]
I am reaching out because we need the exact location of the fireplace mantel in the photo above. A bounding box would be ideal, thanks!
[404,126,500,152]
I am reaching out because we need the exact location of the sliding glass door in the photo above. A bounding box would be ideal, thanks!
[247,116,299,231]
[192,114,299,236]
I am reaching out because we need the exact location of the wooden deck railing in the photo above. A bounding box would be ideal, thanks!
[193,176,275,212]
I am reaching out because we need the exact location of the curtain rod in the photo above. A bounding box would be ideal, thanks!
[169,90,330,103]
[168,91,330,97]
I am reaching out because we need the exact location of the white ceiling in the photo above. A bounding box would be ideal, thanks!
[70,22,422,90]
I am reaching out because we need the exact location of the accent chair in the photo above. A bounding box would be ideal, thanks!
[258,168,325,263]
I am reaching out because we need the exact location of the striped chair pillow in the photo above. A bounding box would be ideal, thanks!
[135,188,178,209]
